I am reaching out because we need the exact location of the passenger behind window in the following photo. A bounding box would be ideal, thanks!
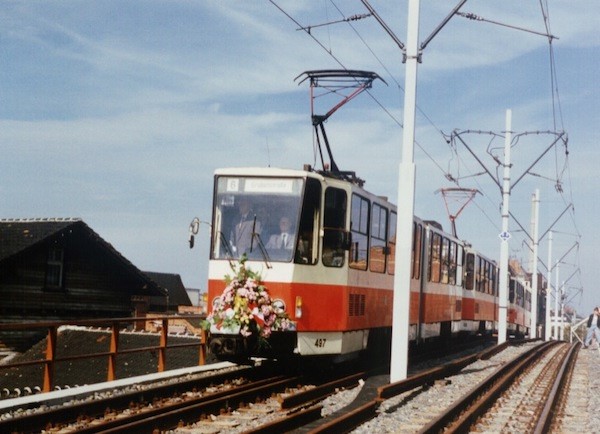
[295,231,312,264]
[322,230,345,267]
[230,197,261,257]
[266,216,295,250]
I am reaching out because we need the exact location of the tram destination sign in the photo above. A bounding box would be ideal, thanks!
[245,178,295,193]
[225,177,298,194]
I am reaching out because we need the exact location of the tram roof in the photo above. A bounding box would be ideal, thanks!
[214,166,315,178]
[213,166,380,195]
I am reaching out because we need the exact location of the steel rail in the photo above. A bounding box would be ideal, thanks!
[82,375,301,433]
[0,367,255,433]
[310,400,379,434]
[280,372,365,409]
[378,340,510,400]
[243,405,324,434]
[418,340,559,433]
[288,340,515,433]
[230,372,368,434]
[533,342,579,434]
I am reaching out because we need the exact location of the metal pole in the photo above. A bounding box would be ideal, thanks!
[560,280,565,340]
[530,189,539,338]
[390,0,420,382]
[545,231,552,340]
[554,262,560,340]
[497,109,512,345]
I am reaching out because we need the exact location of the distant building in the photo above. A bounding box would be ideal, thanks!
[186,287,201,307]
[143,271,192,313]
[0,218,166,351]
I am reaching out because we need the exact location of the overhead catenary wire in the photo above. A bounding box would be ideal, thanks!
[270,0,451,178]
[267,0,583,299]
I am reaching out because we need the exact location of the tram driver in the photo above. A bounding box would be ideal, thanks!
[230,197,261,257]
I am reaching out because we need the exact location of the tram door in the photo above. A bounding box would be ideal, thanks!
[295,178,321,265]
[322,187,348,267]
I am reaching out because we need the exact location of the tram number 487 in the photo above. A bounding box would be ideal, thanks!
[314,338,327,348]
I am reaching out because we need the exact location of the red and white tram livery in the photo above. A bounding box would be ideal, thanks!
[205,166,530,360]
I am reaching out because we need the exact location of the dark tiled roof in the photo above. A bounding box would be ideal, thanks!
[145,272,192,307]
[0,218,166,297]
[0,218,80,261]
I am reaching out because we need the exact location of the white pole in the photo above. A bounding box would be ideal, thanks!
[554,261,560,339]
[545,231,552,340]
[560,280,565,340]
[497,109,512,345]
[530,190,539,338]
[390,0,420,383]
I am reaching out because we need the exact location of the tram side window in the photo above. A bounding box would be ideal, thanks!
[509,279,516,303]
[517,283,524,307]
[322,188,347,267]
[491,266,498,296]
[440,237,450,284]
[295,178,321,265]
[349,194,369,270]
[447,241,457,285]
[412,223,422,279]
[388,212,397,275]
[429,233,442,283]
[483,262,489,294]
[478,258,487,293]
[455,244,464,286]
[465,253,475,290]
[370,203,388,273]
[476,258,482,292]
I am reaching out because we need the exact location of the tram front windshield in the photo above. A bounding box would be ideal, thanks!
[212,176,304,262]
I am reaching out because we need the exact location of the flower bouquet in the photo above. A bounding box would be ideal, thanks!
[204,256,296,341]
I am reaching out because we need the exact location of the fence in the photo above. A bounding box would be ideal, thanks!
[0,316,207,394]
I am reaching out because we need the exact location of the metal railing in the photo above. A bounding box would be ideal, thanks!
[0,316,207,394]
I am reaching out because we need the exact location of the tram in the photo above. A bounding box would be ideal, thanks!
[201,70,531,361]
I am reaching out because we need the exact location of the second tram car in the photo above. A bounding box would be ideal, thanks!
[206,166,531,360]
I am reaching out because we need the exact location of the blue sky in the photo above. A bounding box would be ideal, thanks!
[1,1,598,313]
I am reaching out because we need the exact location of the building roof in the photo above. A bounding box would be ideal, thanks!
[0,218,78,261]
[144,272,192,307]
[0,218,165,297]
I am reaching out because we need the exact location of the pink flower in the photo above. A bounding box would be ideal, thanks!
[206,259,296,340]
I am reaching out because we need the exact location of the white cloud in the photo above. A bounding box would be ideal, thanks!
[0,0,596,305]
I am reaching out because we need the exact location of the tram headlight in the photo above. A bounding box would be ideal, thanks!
[272,299,286,314]
[295,296,303,319]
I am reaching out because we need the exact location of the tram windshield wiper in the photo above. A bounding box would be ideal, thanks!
[216,230,236,268]
[251,232,272,269]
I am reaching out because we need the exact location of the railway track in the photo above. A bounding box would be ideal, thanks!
[66,372,368,433]
[418,341,577,433]
[0,364,257,433]
[2,340,579,433]
[341,340,577,434]
[0,361,367,433]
